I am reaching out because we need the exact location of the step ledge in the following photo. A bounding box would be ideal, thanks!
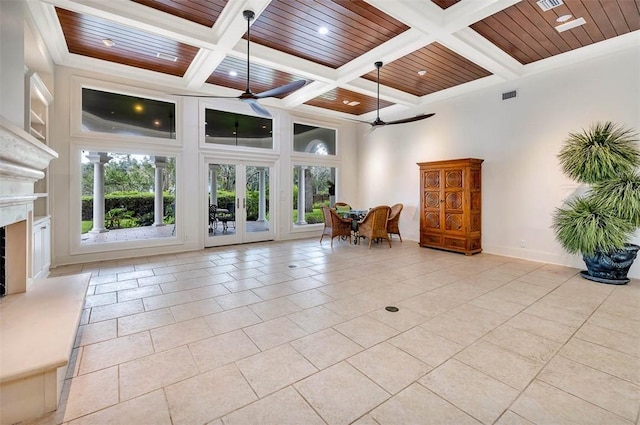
[0,273,90,383]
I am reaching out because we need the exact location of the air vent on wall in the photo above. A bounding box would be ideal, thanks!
[502,90,517,100]
[536,0,563,12]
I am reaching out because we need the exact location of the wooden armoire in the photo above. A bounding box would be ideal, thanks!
[417,158,483,255]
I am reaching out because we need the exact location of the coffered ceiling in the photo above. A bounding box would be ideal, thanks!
[26,0,640,122]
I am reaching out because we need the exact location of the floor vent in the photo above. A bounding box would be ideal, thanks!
[536,0,563,12]
[502,90,517,100]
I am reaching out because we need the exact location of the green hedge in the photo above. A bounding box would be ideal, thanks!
[82,192,175,221]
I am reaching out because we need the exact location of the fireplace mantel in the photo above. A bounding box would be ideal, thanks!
[0,114,58,228]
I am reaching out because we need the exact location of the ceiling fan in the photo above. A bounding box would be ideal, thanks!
[361,61,435,133]
[179,10,307,118]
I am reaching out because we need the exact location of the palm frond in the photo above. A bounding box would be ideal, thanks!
[591,171,640,227]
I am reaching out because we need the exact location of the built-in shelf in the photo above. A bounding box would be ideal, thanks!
[30,126,45,140]
[30,109,45,125]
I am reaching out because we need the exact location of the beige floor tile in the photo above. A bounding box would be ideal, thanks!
[215,290,263,310]
[397,293,464,318]
[287,288,334,309]
[117,285,162,302]
[295,362,390,425]
[94,279,139,295]
[142,291,195,311]
[188,329,260,372]
[170,298,223,322]
[367,305,429,331]
[150,317,213,352]
[324,295,383,320]
[69,389,172,424]
[90,299,145,323]
[538,292,603,316]
[455,340,544,390]
[494,410,535,425]
[588,310,640,337]
[221,387,325,425]
[370,383,481,425]
[248,297,301,321]
[419,359,519,424]
[222,277,264,292]
[203,305,262,334]
[483,324,561,362]
[117,308,175,336]
[506,312,578,344]
[237,344,317,397]
[347,343,431,394]
[511,380,633,425]
[137,273,176,286]
[165,363,257,425]
[389,327,464,367]
[243,316,308,350]
[574,322,640,358]
[559,338,640,384]
[469,293,527,316]
[228,268,266,280]
[523,300,589,327]
[63,366,119,422]
[287,305,345,333]
[116,269,156,281]
[334,316,399,348]
[254,272,295,286]
[84,292,117,308]
[538,355,640,421]
[74,319,117,347]
[79,332,154,375]
[119,345,198,400]
[290,328,364,369]
[350,414,381,425]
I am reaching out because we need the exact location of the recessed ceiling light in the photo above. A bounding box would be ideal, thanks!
[229,70,238,77]
[556,14,572,22]
[418,70,427,76]
[102,38,115,47]
[347,101,360,107]
[318,27,329,35]
[342,100,349,104]
[555,17,586,33]
[133,104,143,113]
[153,120,161,126]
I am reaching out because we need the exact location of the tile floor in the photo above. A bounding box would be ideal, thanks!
[28,238,640,425]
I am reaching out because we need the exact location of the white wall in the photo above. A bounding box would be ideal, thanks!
[358,47,640,279]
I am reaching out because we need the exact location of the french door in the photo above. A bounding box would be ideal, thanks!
[204,159,274,246]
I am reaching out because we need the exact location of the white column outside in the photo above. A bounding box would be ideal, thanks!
[153,156,167,227]
[210,165,218,206]
[296,166,307,225]
[257,168,266,222]
[86,152,111,234]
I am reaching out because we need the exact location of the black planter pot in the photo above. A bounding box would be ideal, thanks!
[582,243,640,285]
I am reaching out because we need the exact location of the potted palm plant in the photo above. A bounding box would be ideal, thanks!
[552,121,640,284]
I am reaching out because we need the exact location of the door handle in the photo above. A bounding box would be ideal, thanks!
[243,198,246,209]
[236,198,240,209]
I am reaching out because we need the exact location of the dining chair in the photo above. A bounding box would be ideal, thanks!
[332,202,352,212]
[208,204,218,232]
[387,203,404,242]
[357,205,392,248]
[320,206,352,246]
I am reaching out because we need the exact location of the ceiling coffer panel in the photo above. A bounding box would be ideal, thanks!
[206,56,311,98]
[55,8,199,77]
[305,87,393,115]
[247,0,410,69]
[131,0,228,28]
[362,43,492,97]
[471,0,640,65]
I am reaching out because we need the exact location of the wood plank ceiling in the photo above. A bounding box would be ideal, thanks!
[41,0,640,120]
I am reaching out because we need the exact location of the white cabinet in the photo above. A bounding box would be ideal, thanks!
[32,216,51,279]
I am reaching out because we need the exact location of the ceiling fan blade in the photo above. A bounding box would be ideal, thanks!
[243,98,271,117]
[386,113,435,126]
[256,80,307,99]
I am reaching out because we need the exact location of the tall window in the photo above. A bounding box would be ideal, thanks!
[293,123,336,155]
[80,151,176,245]
[205,109,273,149]
[292,166,335,225]
[82,88,176,139]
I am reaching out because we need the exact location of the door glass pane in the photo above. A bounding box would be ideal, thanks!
[245,166,269,233]
[208,163,236,236]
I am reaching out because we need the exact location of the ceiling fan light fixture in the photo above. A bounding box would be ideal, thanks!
[102,38,115,47]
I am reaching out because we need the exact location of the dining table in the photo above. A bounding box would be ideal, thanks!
[341,210,368,244]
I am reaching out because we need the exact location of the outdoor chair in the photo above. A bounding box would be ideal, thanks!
[320,206,352,246]
[208,204,218,232]
[332,202,352,214]
[387,203,404,242]
[357,205,392,248]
